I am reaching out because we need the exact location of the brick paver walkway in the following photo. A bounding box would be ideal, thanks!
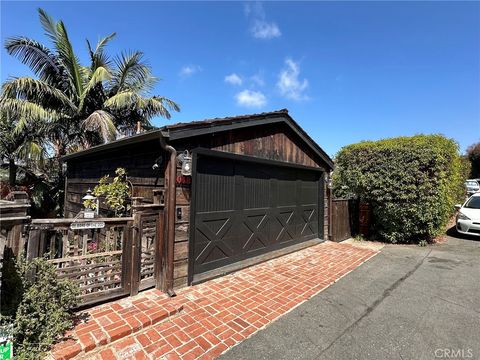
[51,241,377,360]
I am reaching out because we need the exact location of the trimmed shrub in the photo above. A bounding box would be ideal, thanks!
[333,135,466,243]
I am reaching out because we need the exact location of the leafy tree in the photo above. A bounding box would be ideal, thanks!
[466,142,480,178]
[1,8,179,159]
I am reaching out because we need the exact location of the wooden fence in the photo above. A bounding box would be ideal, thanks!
[1,193,164,307]
[331,199,358,242]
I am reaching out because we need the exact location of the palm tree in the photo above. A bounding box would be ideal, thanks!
[1,8,179,158]
[0,109,46,186]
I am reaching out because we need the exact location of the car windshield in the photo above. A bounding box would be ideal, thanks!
[465,197,480,209]
[466,181,479,188]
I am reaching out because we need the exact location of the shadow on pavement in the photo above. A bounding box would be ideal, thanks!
[446,225,480,242]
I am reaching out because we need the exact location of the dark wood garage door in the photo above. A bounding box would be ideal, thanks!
[191,152,324,279]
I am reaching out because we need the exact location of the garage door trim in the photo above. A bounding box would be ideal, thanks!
[188,148,325,285]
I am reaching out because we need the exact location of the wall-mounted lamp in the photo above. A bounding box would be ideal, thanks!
[177,150,192,176]
[326,172,333,189]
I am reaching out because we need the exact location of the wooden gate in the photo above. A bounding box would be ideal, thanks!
[25,208,163,306]
[331,199,353,242]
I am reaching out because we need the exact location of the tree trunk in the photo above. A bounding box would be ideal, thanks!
[8,158,17,186]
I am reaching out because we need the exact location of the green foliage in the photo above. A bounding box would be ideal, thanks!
[0,108,46,186]
[1,8,179,158]
[0,256,79,359]
[418,240,428,247]
[87,167,131,217]
[0,8,179,215]
[354,234,365,242]
[466,142,480,178]
[333,135,466,243]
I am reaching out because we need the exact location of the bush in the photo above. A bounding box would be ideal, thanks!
[0,256,78,359]
[86,167,131,217]
[333,135,466,243]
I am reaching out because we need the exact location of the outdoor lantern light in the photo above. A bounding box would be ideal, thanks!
[327,172,333,189]
[177,150,192,176]
[82,189,97,219]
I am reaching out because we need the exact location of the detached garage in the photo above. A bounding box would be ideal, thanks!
[63,109,334,292]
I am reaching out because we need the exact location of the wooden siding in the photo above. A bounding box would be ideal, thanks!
[64,123,330,289]
[65,139,165,218]
[170,123,328,288]
[172,123,327,170]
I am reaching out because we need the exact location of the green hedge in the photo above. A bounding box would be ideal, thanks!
[333,135,466,243]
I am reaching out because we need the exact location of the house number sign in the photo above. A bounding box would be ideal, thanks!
[70,221,105,230]
[176,175,192,188]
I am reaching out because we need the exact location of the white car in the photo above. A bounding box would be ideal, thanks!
[456,193,480,237]
[465,179,480,196]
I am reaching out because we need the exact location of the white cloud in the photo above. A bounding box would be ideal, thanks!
[224,73,243,86]
[250,72,265,87]
[245,2,281,40]
[251,20,281,39]
[276,58,309,101]
[179,65,201,77]
[235,89,266,108]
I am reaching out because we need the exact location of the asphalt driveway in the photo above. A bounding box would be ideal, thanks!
[221,229,480,360]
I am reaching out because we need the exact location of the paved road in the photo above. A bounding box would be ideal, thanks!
[221,230,480,360]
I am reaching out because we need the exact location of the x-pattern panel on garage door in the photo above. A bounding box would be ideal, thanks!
[193,155,321,276]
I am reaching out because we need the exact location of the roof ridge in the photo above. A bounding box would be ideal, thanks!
[164,109,289,130]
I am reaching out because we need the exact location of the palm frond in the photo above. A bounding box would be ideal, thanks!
[82,110,117,142]
[17,140,46,165]
[2,77,77,113]
[111,51,152,93]
[54,20,84,98]
[103,90,141,110]
[94,32,116,54]
[0,98,60,123]
[152,96,180,112]
[79,66,111,110]
[38,8,58,43]
[104,91,179,120]
[4,37,62,85]
[143,96,180,119]
[87,32,116,72]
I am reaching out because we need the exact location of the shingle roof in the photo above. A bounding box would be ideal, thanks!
[62,109,334,168]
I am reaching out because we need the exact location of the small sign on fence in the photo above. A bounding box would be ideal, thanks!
[70,221,105,230]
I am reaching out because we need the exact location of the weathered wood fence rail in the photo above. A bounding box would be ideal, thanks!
[27,217,134,305]
[1,192,164,307]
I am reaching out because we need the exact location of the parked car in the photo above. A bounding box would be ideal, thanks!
[456,193,480,236]
[465,179,480,196]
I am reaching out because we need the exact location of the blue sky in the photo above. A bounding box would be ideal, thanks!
[1,1,479,157]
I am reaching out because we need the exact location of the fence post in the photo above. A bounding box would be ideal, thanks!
[26,226,41,261]
[129,200,143,296]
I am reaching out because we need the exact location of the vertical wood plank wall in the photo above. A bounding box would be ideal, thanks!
[65,139,165,218]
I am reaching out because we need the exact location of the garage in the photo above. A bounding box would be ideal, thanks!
[63,109,334,290]
[191,150,323,280]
